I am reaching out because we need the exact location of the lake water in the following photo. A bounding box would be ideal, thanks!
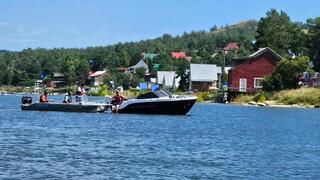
[0,95,319,179]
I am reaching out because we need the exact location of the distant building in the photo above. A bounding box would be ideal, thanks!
[118,59,149,74]
[311,72,320,88]
[300,72,320,88]
[117,67,129,73]
[223,42,240,53]
[34,80,44,93]
[153,64,161,71]
[224,67,232,73]
[128,59,149,73]
[189,64,221,91]
[171,52,191,61]
[171,52,186,59]
[89,70,107,86]
[228,47,283,92]
[185,56,193,62]
[157,71,180,89]
[142,53,158,60]
[150,77,157,83]
[49,72,66,88]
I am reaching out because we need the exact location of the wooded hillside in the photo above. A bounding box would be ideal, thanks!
[0,20,258,86]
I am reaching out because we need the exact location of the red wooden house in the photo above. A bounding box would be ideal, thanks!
[228,47,283,92]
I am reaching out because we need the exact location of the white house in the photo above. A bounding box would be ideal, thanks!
[189,64,222,91]
[89,71,107,86]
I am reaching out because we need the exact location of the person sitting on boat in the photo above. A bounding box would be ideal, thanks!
[63,91,72,104]
[111,89,127,113]
[39,91,49,103]
[75,83,86,105]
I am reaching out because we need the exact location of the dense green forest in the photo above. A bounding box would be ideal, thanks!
[0,9,319,91]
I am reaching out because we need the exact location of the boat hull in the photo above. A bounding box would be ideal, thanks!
[117,97,197,115]
[21,103,105,113]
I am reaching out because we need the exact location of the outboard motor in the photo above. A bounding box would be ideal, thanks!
[21,96,32,105]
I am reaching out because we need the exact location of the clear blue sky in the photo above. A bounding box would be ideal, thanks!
[0,0,319,51]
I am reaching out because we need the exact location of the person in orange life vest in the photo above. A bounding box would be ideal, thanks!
[39,91,49,103]
[111,89,127,113]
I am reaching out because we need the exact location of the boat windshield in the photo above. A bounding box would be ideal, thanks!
[137,90,172,99]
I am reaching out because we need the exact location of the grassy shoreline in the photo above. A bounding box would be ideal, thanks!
[233,88,320,107]
[0,86,34,93]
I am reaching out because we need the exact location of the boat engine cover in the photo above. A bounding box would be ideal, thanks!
[21,96,32,104]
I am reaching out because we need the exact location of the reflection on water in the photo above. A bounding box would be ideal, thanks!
[0,95,319,179]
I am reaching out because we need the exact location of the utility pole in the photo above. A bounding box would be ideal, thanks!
[218,48,226,90]
[222,50,226,89]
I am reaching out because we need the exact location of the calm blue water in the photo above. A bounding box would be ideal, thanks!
[0,95,319,179]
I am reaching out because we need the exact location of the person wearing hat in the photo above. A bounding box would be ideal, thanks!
[63,91,72,104]
[111,89,127,113]
[39,91,49,103]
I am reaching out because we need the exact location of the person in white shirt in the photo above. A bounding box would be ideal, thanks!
[75,83,86,104]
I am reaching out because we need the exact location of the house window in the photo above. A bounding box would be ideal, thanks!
[254,78,264,88]
[239,78,247,92]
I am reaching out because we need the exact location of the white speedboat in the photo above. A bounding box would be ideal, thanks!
[113,90,197,115]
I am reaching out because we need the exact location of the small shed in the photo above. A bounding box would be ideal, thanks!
[228,47,283,92]
[89,71,107,86]
[189,64,221,91]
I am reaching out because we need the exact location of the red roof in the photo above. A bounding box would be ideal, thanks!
[89,71,107,77]
[223,42,240,51]
[171,52,186,59]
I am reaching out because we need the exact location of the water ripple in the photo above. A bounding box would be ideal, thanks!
[0,96,320,179]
